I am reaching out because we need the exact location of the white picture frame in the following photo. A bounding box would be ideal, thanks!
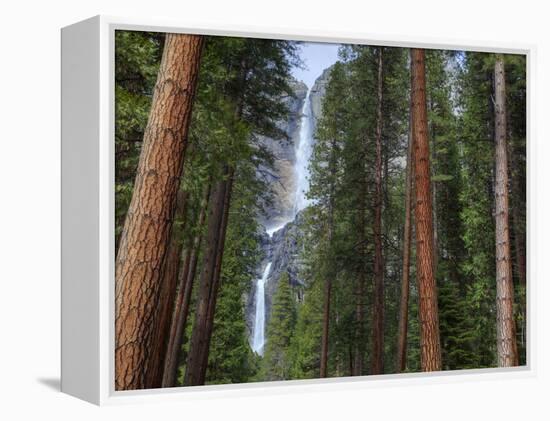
[61,15,535,406]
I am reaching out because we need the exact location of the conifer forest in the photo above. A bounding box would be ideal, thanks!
[114,30,527,390]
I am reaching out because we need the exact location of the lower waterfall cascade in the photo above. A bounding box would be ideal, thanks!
[251,262,272,354]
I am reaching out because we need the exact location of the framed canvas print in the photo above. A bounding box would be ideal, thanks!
[61,15,532,405]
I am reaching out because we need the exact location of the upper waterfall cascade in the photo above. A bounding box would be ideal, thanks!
[293,89,314,215]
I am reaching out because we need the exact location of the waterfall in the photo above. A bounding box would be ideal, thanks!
[293,89,314,215]
[252,262,272,355]
[251,86,315,355]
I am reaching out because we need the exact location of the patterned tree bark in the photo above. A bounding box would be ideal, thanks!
[197,171,235,384]
[183,174,229,386]
[144,190,188,388]
[410,48,442,372]
[494,55,519,367]
[162,184,210,388]
[115,34,204,391]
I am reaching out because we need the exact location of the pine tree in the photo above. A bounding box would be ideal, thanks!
[410,48,442,372]
[115,34,204,390]
[308,62,348,377]
[424,50,476,371]
[162,184,210,387]
[493,55,519,367]
[505,55,527,362]
[262,272,297,380]
[396,106,414,373]
[114,31,163,249]
[458,51,498,368]
[289,266,324,379]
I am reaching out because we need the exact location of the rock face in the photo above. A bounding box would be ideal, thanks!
[309,65,333,127]
[245,212,307,338]
[257,80,308,229]
[265,211,307,303]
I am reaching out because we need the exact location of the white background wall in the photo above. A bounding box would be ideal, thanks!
[1,0,548,418]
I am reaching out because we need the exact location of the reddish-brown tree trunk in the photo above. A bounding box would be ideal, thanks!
[161,184,211,388]
[145,190,188,388]
[115,34,203,391]
[494,55,519,367]
[197,171,235,384]
[396,107,415,373]
[410,48,442,372]
[371,47,385,375]
[184,169,233,386]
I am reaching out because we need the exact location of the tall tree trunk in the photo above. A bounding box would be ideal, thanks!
[183,169,232,386]
[183,55,248,385]
[429,99,439,277]
[507,138,526,288]
[494,55,519,367]
[115,34,203,391]
[410,48,441,372]
[507,133,526,351]
[320,138,337,378]
[353,139,369,376]
[197,170,235,384]
[512,222,526,289]
[396,107,415,373]
[162,184,211,388]
[335,310,342,377]
[145,190,188,388]
[511,200,527,288]
[353,244,365,375]
[320,255,332,378]
[371,47,385,375]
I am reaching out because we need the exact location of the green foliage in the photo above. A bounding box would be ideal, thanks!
[205,161,264,384]
[457,51,499,367]
[114,31,163,247]
[289,270,323,379]
[438,276,479,370]
[261,272,297,381]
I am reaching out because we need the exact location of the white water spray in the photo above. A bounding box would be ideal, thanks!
[252,262,272,355]
[293,89,314,214]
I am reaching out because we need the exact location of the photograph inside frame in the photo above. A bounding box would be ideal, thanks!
[114,30,527,391]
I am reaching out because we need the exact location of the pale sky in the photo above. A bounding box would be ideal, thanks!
[291,42,341,88]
